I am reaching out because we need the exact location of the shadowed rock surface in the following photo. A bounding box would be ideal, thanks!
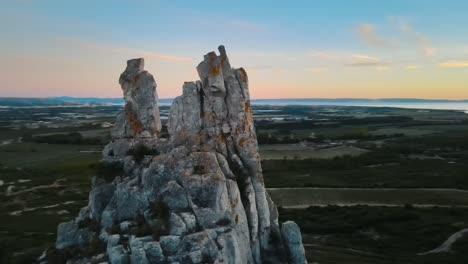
[40,46,306,264]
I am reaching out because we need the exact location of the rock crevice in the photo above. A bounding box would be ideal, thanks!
[41,46,306,264]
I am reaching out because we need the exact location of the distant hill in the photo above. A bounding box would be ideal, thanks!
[0,97,163,106]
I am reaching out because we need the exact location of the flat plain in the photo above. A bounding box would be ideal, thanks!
[1,102,468,263]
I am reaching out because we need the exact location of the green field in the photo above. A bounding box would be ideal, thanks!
[0,142,99,263]
[279,206,468,264]
[1,104,468,263]
[262,132,468,189]
[268,188,468,208]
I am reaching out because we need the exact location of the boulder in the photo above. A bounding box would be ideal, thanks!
[281,221,307,264]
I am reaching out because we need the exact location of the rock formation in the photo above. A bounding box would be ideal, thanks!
[112,58,162,139]
[40,46,306,264]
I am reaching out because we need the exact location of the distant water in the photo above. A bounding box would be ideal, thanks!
[249,99,468,113]
[1,97,467,113]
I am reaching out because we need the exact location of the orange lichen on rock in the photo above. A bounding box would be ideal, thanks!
[238,67,248,82]
[244,101,252,114]
[125,104,144,135]
[208,52,222,76]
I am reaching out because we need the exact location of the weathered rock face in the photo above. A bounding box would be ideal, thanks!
[112,58,162,139]
[41,46,306,264]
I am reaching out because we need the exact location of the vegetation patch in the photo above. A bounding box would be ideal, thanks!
[89,161,124,182]
[127,143,159,163]
[280,206,468,263]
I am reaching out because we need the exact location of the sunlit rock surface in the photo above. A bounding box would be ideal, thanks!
[41,46,306,264]
[111,58,162,139]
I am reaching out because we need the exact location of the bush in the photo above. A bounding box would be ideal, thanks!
[150,201,170,240]
[27,132,104,145]
[89,162,123,182]
[127,143,159,163]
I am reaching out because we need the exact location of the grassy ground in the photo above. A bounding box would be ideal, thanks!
[268,188,468,207]
[262,133,468,189]
[260,145,368,159]
[0,142,99,263]
[1,105,468,263]
[279,206,468,264]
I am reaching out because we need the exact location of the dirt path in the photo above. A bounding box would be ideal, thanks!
[267,187,468,192]
[418,228,468,255]
[280,203,468,209]
[267,187,468,208]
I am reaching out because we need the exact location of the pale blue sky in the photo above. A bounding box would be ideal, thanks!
[1,0,468,99]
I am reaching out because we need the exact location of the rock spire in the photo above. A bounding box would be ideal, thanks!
[40,46,306,264]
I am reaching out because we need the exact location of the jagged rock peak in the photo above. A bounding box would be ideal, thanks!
[42,46,307,264]
[111,58,162,139]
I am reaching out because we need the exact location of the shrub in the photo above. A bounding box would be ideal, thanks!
[127,143,159,163]
[150,201,170,240]
[89,162,123,182]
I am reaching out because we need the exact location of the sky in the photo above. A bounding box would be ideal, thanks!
[1,0,468,99]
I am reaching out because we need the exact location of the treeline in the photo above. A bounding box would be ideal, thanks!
[23,132,105,145]
[256,116,413,130]
[257,132,304,144]
[256,130,400,144]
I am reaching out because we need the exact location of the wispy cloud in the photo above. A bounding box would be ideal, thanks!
[236,51,296,61]
[346,54,390,67]
[67,39,192,63]
[389,16,436,57]
[106,47,191,63]
[305,67,328,73]
[376,66,392,71]
[437,61,468,68]
[357,18,436,58]
[305,49,393,68]
[357,23,397,48]
[191,17,266,32]
[405,65,420,70]
[351,54,380,62]
[306,50,338,59]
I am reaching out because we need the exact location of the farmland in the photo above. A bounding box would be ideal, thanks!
[1,102,468,263]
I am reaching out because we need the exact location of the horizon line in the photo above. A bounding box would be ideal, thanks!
[1,96,468,101]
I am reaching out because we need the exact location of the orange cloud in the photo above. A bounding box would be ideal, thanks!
[306,50,337,59]
[305,67,328,73]
[65,38,192,63]
[357,23,396,48]
[405,65,420,70]
[437,61,468,68]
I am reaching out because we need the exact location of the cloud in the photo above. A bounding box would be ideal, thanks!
[305,67,328,73]
[305,50,337,59]
[389,16,436,57]
[346,54,390,67]
[347,61,391,67]
[375,66,391,71]
[66,39,192,63]
[351,54,380,62]
[357,23,396,48]
[191,17,265,32]
[237,51,296,61]
[405,65,420,70]
[437,61,468,68]
[305,50,394,68]
[105,47,192,63]
[357,18,436,58]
